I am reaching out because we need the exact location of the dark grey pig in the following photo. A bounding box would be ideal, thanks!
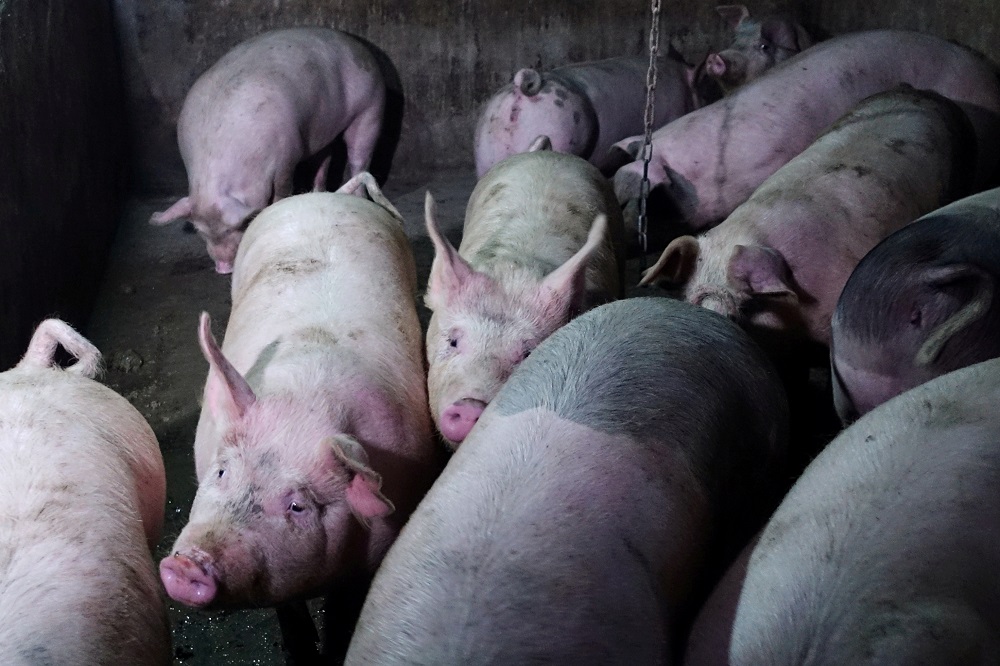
[706,5,813,93]
[346,297,788,664]
[831,187,1000,423]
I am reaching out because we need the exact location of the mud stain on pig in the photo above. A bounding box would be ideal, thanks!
[240,257,325,295]
[18,645,54,666]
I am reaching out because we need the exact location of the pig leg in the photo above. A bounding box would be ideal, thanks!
[272,166,295,203]
[276,602,320,664]
[343,105,384,178]
[312,154,333,192]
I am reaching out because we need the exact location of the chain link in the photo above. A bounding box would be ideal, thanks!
[637,0,661,268]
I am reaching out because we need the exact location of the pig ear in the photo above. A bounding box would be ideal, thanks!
[538,214,608,320]
[425,191,477,309]
[220,196,256,230]
[727,245,797,300]
[639,235,699,287]
[915,264,994,366]
[149,197,192,226]
[198,312,256,423]
[327,434,395,528]
[716,4,750,29]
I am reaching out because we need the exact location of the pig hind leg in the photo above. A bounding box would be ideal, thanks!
[343,104,384,178]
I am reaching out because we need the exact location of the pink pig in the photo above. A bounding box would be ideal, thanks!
[474,52,717,178]
[0,320,170,664]
[150,27,386,274]
[613,30,1000,246]
[160,174,438,615]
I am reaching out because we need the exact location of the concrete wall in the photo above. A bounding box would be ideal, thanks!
[0,0,126,369]
[115,0,1000,195]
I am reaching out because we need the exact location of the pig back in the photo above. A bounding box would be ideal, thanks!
[348,298,788,663]
[463,150,625,303]
[730,357,1000,664]
[0,366,170,664]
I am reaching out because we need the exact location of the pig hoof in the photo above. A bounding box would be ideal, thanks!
[160,553,218,607]
[440,398,487,443]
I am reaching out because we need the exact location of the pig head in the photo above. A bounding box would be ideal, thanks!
[641,234,802,342]
[150,194,258,274]
[832,262,996,423]
[160,314,394,608]
[424,194,608,447]
[707,5,813,92]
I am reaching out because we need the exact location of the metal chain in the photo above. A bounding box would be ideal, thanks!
[638,0,661,267]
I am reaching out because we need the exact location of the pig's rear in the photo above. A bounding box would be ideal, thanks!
[0,323,170,665]
[347,297,788,663]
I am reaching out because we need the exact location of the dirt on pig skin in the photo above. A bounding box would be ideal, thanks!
[83,168,834,663]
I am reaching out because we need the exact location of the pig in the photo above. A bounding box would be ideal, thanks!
[725,356,1000,664]
[705,5,813,93]
[639,87,976,349]
[424,148,625,447]
[346,297,788,664]
[159,174,438,619]
[149,27,386,274]
[831,186,1000,423]
[474,50,719,178]
[613,29,1000,250]
[0,319,170,665]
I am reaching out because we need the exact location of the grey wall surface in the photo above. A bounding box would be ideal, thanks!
[114,0,1000,194]
[0,0,126,369]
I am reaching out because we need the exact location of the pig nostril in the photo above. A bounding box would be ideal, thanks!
[439,398,488,444]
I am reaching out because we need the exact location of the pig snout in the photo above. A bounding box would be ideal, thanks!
[160,552,219,608]
[706,52,728,77]
[214,259,234,275]
[439,398,488,443]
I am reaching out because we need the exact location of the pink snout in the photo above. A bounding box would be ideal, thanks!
[706,53,727,77]
[214,259,234,275]
[439,398,487,443]
[160,552,218,608]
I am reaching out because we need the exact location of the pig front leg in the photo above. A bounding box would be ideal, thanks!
[343,104,384,178]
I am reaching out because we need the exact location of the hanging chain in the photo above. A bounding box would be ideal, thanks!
[638,0,662,268]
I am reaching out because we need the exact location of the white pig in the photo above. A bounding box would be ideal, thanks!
[640,87,975,347]
[0,319,170,665]
[160,174,438,613]
[347,297,788,664]
[726,355,1000,664]
[424,147,625,447]
[150,27,386,274]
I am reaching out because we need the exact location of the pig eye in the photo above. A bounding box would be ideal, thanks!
[446,328,463,351]
[289,502,305,513]
[759,42,773,53]
[217,469,225,479]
